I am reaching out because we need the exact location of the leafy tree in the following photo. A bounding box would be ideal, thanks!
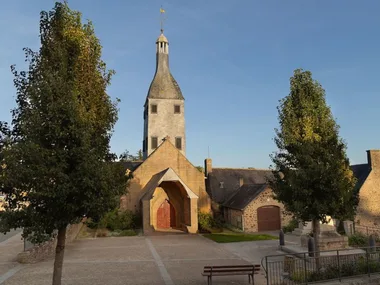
[0,2,129,285]
[136,149,143,160]
[119,149,143,161]
[269,69,358,260]
[196,166,205,173]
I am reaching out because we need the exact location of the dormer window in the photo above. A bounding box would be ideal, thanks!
[151,104,157,114]
[174,105,181,114]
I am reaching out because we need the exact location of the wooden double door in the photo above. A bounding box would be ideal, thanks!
[257,206,281,231]
[157,199,176,229]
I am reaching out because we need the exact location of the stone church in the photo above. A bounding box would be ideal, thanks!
[119,28,380,236]
[120,31,211,234]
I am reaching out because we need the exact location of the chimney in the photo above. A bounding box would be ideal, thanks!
[239,177,244,187]
[205,158,212,176]
[367,150,380,170]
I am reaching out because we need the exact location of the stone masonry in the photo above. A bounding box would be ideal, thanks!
[122,139,211,234]
[242,187,292,232]
[356,150,380,227]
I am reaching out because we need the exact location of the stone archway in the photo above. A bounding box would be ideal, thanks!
[157,199,176,229]
[140,168,199,234]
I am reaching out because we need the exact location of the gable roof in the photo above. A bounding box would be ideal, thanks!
[133,137,202,175]
[122,161,143,172]
[350,163,371,191]
[139,167,198,201]
[207,168,273,204]
[223,184,267,210]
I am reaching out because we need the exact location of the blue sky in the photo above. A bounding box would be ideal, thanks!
[0,1,379,169]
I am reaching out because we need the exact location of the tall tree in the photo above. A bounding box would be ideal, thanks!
[0,2,129,285]
[269,69,358,261]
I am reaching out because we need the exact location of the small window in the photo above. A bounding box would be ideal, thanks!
[219,182,224,188]
[175,137,182,150]
[151,104,157,114]
[174,105,181,114]
[151,137,158,149]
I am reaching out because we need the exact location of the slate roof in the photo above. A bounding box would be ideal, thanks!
[207,168,273,204]
[147,33,184,100]
[350,163,371,191]
[223,184,267,210]
[122,161,143,172]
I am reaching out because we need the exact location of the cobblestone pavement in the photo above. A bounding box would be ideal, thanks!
[0,233,290,285]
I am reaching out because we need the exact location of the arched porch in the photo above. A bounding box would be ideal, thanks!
[140,168,198,234]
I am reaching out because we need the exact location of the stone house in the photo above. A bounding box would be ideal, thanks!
[119,30,211,235]
[352,150,380,227]
[204,159,292,232]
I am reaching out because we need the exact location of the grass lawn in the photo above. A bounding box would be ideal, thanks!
[203,230,278,243]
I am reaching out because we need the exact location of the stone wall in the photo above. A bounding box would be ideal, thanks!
[144,98,186,158]
[17,222,83,264]
[356,150,380,227]
[122,139,211,215]
[243,187,292,232]
[225,208,243,230]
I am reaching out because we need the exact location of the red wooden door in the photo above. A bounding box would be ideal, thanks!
[157,200,176,229]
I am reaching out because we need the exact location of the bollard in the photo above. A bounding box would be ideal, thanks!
[279,229,285,246]
[308,237,315,257]
[369,235,376,252]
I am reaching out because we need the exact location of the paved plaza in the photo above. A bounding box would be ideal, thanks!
[0,231,291,285]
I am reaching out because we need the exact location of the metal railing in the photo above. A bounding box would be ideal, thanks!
[261,246,380,285]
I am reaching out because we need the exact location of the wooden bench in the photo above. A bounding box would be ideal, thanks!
[201,264,260,285]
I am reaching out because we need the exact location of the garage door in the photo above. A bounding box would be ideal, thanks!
[257,206,281,231]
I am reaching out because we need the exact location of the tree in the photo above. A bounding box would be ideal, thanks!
[196,166,205,173]
[136,149,143,160]
[119,149,143,161]
[0,2,129,285]
[269,69,358,261]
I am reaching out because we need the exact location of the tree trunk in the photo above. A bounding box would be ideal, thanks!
[312,219,321,269]
[52,227,67,285]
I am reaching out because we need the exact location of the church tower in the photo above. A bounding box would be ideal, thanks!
[142,30,186,159]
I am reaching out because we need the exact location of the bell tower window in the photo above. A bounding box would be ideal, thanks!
[151,104,157,114]
[175,137,182,150]
[174,105,181,114]
[151,137,158,149]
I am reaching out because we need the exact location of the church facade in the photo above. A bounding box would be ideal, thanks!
[120,31,211,234]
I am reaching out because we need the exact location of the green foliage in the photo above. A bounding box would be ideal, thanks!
[119,149,143,161]
[203,232,278,243]
[282,219,299,233]
[196,166,204,173]
[90,209,140,231]
[348,232,368,247]
[198,211,222,232]
[269,69,358,225]
[290,256,380,283]
[0,1,129,244]
[119,229,137,236]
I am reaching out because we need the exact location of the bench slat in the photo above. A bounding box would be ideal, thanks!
[202,271,259,276]
[204,268,253,272]
[204,265,260,269]
[202,272,254,277]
